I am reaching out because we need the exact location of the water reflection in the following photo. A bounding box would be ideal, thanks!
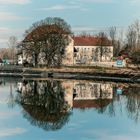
[120,86,140,122]
[16,80,72,131]
[96,84,140,123]
[6,79,140,131]
[73,82,113,111]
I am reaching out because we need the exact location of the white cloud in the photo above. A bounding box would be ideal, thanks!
[0,128,27,137]
[72,26,95,32]
[72,26,108,33]
[0,0,31,5]
[77,0,114,3]
[0,12,30,21]
[0,27,25,34]
[0,27,9,32]
[0,26,25,48]
[0,111,19,119]
[0,39,8,43]
[85,129,140,140]
[128,0,140,4]
[68,1,78,5]
[40,4,81,11]
[77,0,140,4]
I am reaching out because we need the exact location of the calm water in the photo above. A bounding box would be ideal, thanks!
[0,78,140,140]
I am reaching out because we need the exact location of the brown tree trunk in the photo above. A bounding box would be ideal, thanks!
[34,53,38,67]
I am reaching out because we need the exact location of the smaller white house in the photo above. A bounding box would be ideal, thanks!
[17,48,34,65]
[17,55,23,65]
[17,48,23,65]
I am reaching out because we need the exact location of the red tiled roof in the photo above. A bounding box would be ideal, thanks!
[73,99,111,109]
[73,36,112,46]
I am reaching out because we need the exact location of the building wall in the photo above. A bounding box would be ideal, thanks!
[17,54,23,64]
[73,82,113,100]
[62,37,74,66]
[19,39,113,66]
[61,81,74,109]
[22,49,34,64]
[74,45,113,65]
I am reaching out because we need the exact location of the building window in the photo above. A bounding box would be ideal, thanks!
[77,48,79,51]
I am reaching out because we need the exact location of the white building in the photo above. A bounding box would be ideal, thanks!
[17,36,113,66]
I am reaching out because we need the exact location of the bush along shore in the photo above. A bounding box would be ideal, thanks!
[0,65,140,83]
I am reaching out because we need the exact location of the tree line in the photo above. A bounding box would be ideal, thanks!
[0,36,17,64]
[1,17,140,66]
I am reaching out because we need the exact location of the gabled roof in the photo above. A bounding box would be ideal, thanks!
[73,36,112,46]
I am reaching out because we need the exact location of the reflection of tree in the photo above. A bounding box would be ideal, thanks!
[7,83,15,108]
[124,86,140,123]
[16,80,72,131]
[11,80,140,125]
[95,99,112,114]
[95,84,113,114]
[22,105,71,131]
[98,87,117,117]
[96,85,140,123]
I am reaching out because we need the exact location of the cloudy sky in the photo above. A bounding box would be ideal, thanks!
[0,0,140,47]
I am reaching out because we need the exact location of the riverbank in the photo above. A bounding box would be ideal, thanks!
[0,65,140,83]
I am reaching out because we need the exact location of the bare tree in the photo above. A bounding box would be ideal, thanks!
[109,26,123,57]
[131,50,140,65]
[7,36,17,64]
[126,25,137,49]
[96,32,111,61]
[23,17,72,67]
[126,20,140,64]
[109,27,117,56]
[126,20,140,49]
[109,27,116,44]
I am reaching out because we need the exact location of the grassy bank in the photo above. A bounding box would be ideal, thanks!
[31,66,140,76]
[0,65,139,83]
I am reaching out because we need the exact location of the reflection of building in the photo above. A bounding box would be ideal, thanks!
[61,81,73,109]
[61,81,113,109]
[70,81,113,109]
[17,80,113,110]
[73,82,113,100]
[16,80,114,131]
[15,81,140,127]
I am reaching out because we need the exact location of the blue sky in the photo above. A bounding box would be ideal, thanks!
[0,0,140,47]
